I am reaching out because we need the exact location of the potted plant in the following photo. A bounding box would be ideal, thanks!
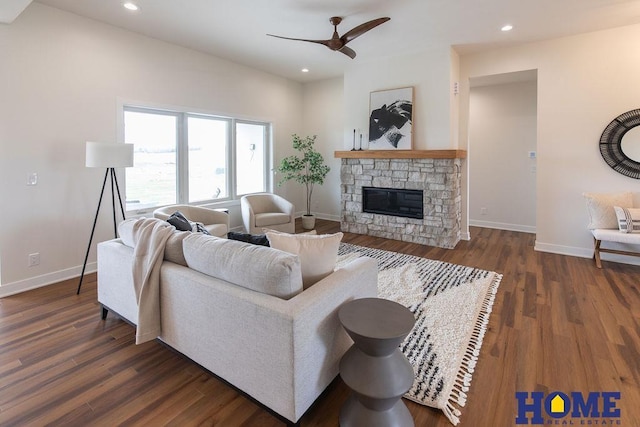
[275,134,330,230]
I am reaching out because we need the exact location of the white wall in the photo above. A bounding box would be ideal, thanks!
[0,3,304,294]
[468,79,537,233]
[343,47,456,150]
[301,77,344,221]
[459,23,640,260]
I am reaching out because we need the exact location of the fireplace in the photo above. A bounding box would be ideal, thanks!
[363,187,423,219]
[338,154,464,249]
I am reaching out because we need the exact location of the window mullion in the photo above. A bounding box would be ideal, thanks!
[177,114,189,204]
[229,119,237,199]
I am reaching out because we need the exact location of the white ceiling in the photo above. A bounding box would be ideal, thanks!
[5,0,640,82]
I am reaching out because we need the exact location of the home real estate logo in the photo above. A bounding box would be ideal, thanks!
[515,391,621,425]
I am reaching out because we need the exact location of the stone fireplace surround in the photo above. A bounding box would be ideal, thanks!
[336,150,465,249]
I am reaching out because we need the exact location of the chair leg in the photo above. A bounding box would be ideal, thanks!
[593,238,602,269]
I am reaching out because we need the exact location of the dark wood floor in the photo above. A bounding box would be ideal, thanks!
[1,220,639,426]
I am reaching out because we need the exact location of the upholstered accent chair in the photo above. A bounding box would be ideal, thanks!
[241,193,295,234]
[153,204,229,237]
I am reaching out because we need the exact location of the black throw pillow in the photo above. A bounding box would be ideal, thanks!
[227,231,270,247]
[166,211,192,231]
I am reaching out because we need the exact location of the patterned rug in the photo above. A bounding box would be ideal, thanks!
[337,243,502,426]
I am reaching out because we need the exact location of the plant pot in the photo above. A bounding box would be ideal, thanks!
[301,214,316,230]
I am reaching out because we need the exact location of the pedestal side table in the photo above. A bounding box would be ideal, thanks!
[338,297,416,427]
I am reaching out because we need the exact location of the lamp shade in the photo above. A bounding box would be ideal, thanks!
[86,141,134,168]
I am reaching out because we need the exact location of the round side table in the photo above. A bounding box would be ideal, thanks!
[338,297,416,427]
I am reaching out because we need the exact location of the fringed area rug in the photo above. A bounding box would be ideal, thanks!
[337,243,502,426]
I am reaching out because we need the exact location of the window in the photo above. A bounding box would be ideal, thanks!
[124,106,270,213]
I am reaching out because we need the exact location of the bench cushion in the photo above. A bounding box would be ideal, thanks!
[591,228,640,244]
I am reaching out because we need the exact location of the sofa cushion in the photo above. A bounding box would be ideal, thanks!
[255,212,291,227]
[183,234,303,299]
[614,206,640,233]
[118,218,189,266]
[265,231,343,289]
[583,192,633,229]
[204,223,226,238]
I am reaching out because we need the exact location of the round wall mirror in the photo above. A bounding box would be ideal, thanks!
[599,109,640,179]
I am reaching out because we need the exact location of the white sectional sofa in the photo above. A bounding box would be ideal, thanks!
[97,225,377,424]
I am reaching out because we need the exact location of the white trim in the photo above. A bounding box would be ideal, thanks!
[314,212,341,222]
[534,240,640,266]
[534,241,592,258]
[0,263,95,298]
[469,219,536,234]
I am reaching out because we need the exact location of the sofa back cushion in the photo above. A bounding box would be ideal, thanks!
[183,233,303,299]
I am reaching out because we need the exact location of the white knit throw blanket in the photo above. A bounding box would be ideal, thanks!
[131,218,174,344]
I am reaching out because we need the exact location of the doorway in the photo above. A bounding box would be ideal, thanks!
[468,70,538,233]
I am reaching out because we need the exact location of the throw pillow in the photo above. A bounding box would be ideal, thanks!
[227,231,270,246]
[167,211,192,231]
[583,192,633,229]
[613,206,640,233]
[193,222,211,235]
[265,231,343,289]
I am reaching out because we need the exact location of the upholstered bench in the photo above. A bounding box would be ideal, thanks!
[584,192,640,268]
[590,228,640,268]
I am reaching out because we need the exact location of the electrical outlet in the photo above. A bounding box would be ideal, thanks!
[480,208,488,215]
[28,253,40,267]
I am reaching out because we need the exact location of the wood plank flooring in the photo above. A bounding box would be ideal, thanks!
[1,220,639,426]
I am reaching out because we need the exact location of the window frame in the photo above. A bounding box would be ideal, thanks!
[123,105,271,215]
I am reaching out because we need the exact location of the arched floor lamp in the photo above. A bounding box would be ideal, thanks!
[77,142,133,294]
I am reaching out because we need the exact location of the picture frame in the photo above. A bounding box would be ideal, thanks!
[368,87,413,150]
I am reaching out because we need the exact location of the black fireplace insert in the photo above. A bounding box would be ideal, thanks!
[362,187,424,219]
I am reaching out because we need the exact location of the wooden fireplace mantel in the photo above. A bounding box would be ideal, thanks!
[334,150,466,159]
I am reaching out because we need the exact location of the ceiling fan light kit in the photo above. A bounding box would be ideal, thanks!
[267,16,390,59]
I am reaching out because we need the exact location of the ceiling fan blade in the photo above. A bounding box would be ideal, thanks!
[338,45,356,59]
[340,17,390,45]
[267,34,331,47]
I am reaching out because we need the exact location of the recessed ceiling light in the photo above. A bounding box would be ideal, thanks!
[501,24,513,32]
[123,2,139,11]
[301,68,309,73]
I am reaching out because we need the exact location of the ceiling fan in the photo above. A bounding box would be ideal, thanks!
[267,16,390,59]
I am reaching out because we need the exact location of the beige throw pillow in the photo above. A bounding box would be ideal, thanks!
[583,192,633,229]
[266,231,343,288]
[613,206,640,233]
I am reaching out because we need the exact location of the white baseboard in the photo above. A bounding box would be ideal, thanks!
[534,241,592,258]
[469,219,536,234]
[314,212,341,222]
[535,240,640,266]
[295,211,341,222]
[0,263,95,298]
